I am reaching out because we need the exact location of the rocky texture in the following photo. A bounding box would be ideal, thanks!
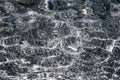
[0,0,120,80]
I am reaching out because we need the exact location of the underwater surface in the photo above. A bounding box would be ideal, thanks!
[0,0,120,80]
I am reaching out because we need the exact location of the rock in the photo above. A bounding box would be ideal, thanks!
[111,47,120,60]
[105,72,113,78]
[47,1,54,10]
[0,0,120,79]
[0,62,19,76]
[0,52,6,62]
[41,57,58,67]
[92,47,109,58]
[102,67,115,73]
[110,3,120,17]
[57,53,73,66]
[17,0,36,5]
[116,68,120,76]
[4,2,16,13]
[28,74,38,79]
[47,0,67,10]
[18,68,28,73]
[90,39,112,48]
[91,0,109,19]
[111,0,120,3]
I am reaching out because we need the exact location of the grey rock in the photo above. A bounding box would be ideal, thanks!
[17,0,36,5]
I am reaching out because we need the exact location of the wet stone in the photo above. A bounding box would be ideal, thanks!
[111,0,120,3]
[0,0,120,80]
[17,0,36,5]
[116,68,120,76]
[103,67,115,73]
[18,68,28,73]
[0,62,19,76]
[57,53,73,66]
[90,39,112,48]
[105,72,113,78]
[0,52,6,62]
[111,47,120,60]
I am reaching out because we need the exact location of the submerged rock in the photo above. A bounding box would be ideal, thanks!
[17,0,36,5]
